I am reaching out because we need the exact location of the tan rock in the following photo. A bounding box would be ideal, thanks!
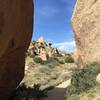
[96,73,100,84]
[0,0,33,99]
[39,47,47,61]
[46,46,53,57]
[37,37,45,44]
[25,56,34,70]
[72,0,100,65]
[28,41,34,50]
[28,42,34,55]
[48,51,52,57]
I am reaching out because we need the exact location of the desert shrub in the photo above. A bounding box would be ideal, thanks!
[67,94,80,100]
[65,54,74,63]
[30,54,35,58]
[41,57,59,65]
[58,60,65,64]
[38,66,52,74]
[33,57,43,64]
[33,56,60,65]
[11,84,47,100]
[53,53,63,57]
[47,57,59,62]
[66,63,100,97]
[57,57,65,64]
[32,40,36,44]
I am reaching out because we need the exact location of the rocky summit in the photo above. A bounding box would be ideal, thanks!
[25,37,69,70]
[72,0,100,65]
[0,0,33,99]
[37,37,45,44]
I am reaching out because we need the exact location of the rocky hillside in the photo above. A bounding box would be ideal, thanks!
[10,37,75,100]
[25,37,74,70]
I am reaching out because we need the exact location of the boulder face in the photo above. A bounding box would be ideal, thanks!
[72,0,100,65]
[0,0,33,99]
[73,49,83,68]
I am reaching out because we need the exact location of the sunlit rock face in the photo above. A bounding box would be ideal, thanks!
[72,0,100,65]
[0,0,33,99]
[73,49,83,68]
[37,37,45,44]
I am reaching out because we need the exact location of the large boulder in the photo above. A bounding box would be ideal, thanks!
[0,0,33,99]
[72,0,100,65]
[73,49,83,68]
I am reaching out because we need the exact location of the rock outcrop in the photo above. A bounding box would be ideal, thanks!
[39,47,47,61]
[72,0,100,65]
[0,0,33,99]
[37,37,45,44]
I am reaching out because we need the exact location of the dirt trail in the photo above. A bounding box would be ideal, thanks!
[41,79,71,100]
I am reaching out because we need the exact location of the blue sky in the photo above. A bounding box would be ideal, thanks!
[33,0,76,52]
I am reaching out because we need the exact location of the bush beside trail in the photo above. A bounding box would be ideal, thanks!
[66,63,100,98]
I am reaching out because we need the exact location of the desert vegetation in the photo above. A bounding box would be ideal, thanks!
[10,39,75,100]
[10,39,100,100]
[10,38,100,100]
[66,63,100,100]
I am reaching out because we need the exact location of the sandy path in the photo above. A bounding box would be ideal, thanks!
[41,79,71,100]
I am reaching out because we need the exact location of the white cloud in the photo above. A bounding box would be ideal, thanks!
[53,41,76,53]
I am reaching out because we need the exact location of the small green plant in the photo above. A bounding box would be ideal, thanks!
[53,53,63,57]
[41,57,59,65]
[30,54,35,58]
[65,54,74,63]
[67,94,80,100]
[33,57,43,64]
[47,57,59,62]
[58,60,65,64]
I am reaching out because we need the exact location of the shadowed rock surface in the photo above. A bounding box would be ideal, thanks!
[72,0,100,65]
[0,0,33,99]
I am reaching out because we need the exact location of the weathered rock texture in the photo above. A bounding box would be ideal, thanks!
[0,0,33,99]
[73,49,83,68]
[72,0,100,65]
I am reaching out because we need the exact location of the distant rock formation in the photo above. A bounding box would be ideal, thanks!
[27,38,65,59]
[39,47,47,61]
[37,37,45,44]
[0,0,33,99]
[26,39,68,69]
[72,0,100,65]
